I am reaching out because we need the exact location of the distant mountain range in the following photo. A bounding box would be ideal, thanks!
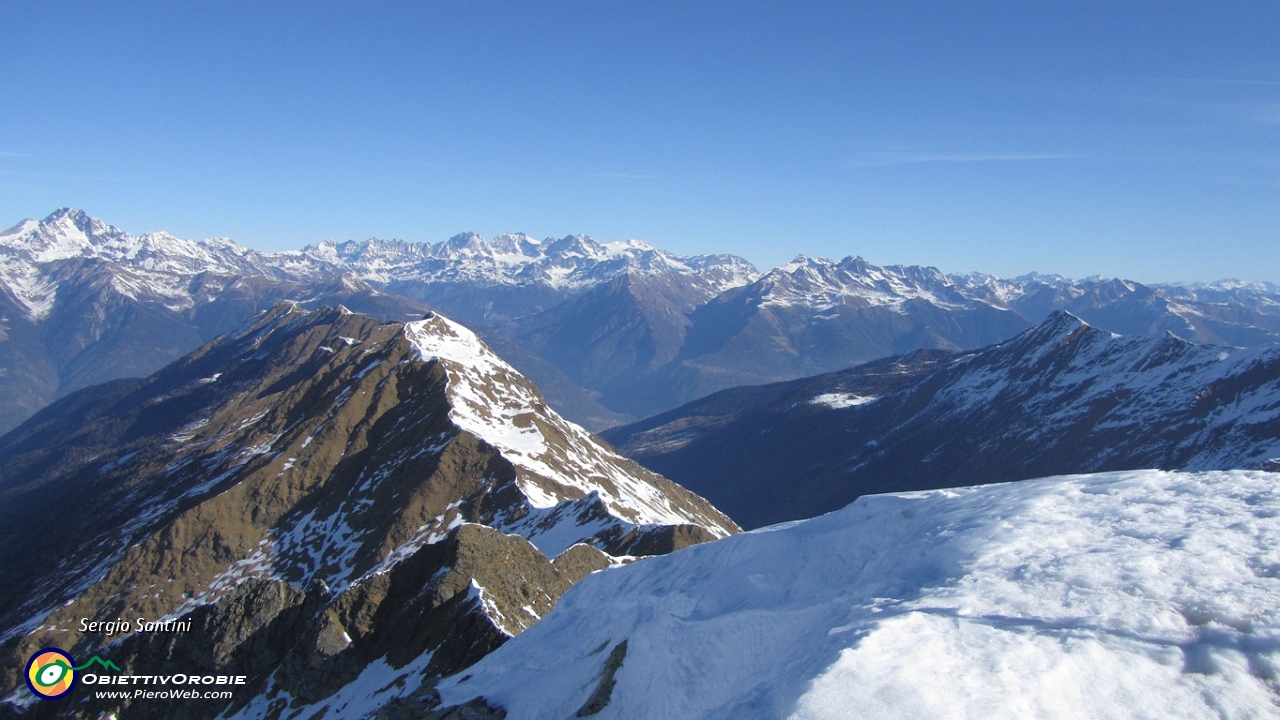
[3,208,1279,435]
[0,305,735,718]
[603,311,1280,528]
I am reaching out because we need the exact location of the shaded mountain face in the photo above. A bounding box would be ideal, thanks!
[611,257,1031,417]
[0,305,736,719]
[604,311,1280,529]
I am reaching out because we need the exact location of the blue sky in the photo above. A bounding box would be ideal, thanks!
[2,1,1277,282]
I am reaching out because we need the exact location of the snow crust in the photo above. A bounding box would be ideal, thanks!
[437,470,1280,719]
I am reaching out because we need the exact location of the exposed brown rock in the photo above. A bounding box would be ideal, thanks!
[0,305,736,718]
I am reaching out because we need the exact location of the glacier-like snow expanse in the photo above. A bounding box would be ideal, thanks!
[437,469,1280,719]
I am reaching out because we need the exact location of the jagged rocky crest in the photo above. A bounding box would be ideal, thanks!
[0,305,736,719]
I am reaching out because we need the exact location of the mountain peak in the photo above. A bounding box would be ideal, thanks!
[1034,309,1090,336]
[39,207,120,240]
[543,234,606,258]
[0,303,737,715]
[1000,310,1095,362]
[445,231,487,252]
[42,206,90,225]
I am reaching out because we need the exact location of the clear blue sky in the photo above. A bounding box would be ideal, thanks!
[2,1,1277,283]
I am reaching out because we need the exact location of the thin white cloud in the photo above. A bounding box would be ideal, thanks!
[850,152,1069,168]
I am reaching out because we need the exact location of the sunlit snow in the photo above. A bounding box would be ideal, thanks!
[437,469,1280,719]
[809,392,878,409]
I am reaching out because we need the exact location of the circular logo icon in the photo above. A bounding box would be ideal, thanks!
[25,648,77,700]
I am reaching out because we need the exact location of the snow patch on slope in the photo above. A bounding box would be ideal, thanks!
[809,393,878,409]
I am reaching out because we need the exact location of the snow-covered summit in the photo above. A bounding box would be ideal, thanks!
[435,469,1280,719]
[403,312,738,554]
[756,254,975,311]
[302,229,759,293]
[0,208,256,268]
[0,208,270,318]
[0,209,760,321]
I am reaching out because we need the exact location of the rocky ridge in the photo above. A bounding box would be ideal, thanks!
[0,305,735,719]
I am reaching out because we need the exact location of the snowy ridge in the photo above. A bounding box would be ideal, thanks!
[437,470,1280,719]
[0,208,269,318]
[0,209,758,321]
[4,207,1277,349]
[0,302,741,717]
[404,313,736,543]
[927,312,1280,468]
[603,310,1280,531]
[302,231,759,293]
[227,651,437,720]
[758,255,977,311]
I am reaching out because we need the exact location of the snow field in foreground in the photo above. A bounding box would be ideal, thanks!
[437,470,1280,719]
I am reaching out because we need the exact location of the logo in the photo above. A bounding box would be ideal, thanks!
[25,648,77,700]
[24,649,122,700]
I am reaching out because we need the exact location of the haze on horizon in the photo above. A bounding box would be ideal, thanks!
[1,1,1277,284]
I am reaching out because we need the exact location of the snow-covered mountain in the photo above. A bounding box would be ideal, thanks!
[605,311,1280,528]
[5,207,1280,433]
[0,209,436,435]
[0,209,759,434]
[584,255,1280,418]
[424,469,1280,719]
[616,255,1029,415]
[0,208,274,318]
[303,232,756,297]
[954,272,1280,347]
[0,305,736,718]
